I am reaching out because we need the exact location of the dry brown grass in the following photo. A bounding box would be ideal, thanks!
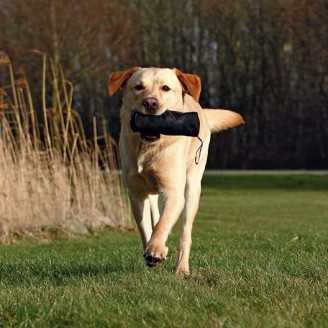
[0,52,131,243]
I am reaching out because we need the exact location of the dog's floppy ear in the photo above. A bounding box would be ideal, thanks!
[108,67,138,96]
[175,69,201,102]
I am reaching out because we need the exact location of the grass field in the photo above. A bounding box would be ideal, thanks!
[0,174,327,327]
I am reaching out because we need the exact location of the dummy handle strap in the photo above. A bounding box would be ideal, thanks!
[195,136,203,165]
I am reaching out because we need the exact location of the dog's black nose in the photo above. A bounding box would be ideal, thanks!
[142,97,159,113]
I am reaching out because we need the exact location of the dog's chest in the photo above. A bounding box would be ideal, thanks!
[120,133,186,193]
[136,142,162,174]
[130,159,162,194]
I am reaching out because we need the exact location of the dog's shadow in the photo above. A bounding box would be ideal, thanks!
[0,258,145,286]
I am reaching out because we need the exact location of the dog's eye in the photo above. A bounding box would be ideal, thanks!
[162,85,171,92]
[134,84,145,91]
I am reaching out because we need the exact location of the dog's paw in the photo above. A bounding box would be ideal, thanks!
[175,266,190,277]
[144,242,168,267]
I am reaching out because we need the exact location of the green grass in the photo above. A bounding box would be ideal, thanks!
[0,174,328,327]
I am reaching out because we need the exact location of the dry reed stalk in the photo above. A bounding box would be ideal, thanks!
[0,52,131,243]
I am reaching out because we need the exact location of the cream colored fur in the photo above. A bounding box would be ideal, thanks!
[110,67,244,275]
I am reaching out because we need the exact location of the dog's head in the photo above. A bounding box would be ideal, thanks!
[108,67,201,115]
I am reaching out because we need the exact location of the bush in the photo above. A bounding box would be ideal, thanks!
[0,52,131,243]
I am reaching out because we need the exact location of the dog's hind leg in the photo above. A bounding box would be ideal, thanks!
[149,194,160,229]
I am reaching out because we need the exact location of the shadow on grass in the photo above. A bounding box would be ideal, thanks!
[0,260,140,286]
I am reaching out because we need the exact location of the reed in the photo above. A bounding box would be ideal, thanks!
[0,52,131,243]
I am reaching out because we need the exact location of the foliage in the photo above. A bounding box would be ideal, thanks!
[1,0,327,168]
[0,53,130,241]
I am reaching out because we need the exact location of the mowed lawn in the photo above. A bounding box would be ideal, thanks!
[0,175,327,327]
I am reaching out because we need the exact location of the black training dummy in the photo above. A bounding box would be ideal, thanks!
[130,110,200,138]
[130,109,204,164]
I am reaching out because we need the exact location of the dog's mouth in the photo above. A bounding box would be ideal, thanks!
[131,109,161,142]
[140,134,160,142]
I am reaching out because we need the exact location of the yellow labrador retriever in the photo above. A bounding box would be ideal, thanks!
[108,67,244,275]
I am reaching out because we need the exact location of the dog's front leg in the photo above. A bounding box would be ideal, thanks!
[129,194,153,250]
[175,179,201,276]
[144,188,185,267]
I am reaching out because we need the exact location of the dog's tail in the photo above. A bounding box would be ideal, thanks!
[202,109,245,133]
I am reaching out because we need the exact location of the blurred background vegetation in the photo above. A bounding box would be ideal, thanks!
[0,0,327,169]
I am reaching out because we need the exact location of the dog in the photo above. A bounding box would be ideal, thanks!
[108,67,244,275]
